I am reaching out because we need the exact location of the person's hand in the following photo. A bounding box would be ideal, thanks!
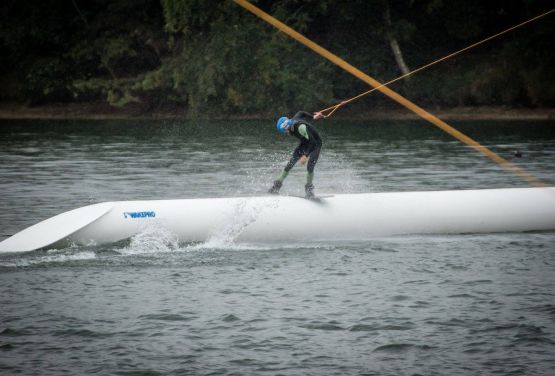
[313,112,324,120]
[299,155,308,166]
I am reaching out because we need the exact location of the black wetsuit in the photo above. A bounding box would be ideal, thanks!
[284,111,322,174]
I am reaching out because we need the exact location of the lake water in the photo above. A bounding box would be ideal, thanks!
[0,118,554,375]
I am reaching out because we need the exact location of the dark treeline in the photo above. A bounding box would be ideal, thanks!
[1,0,553,116]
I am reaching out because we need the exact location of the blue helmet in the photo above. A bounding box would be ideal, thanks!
[276,116,290,134]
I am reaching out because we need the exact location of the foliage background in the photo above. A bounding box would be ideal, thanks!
[1,0,553,115]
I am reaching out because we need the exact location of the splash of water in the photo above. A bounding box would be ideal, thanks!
[119,220,180,255]
[199,198,270,249]
[0,249,96,267]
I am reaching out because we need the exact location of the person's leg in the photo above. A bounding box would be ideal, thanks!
[282,147,302,179]
[269,146,303,193]
[305,147,320,197]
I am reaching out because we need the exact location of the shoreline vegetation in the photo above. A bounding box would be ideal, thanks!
[1,2,553,121]
[0,102,553,121]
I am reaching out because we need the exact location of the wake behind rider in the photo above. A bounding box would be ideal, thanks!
[269,110,323,198]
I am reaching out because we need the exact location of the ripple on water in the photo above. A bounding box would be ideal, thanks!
[302,320,345,331]
[138,313,196,322]
[349,322,415,332]
[51,328,118,339]
[222,314,241,323]
[372,343,436,353]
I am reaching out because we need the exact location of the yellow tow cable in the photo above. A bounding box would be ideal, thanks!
[318,7,555,118]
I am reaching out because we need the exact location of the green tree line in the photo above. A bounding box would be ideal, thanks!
[1,0,553,115]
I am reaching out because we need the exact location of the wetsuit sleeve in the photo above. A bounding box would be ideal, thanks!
[293,111,314,121]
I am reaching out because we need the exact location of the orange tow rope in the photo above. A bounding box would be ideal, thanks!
[318,7,555,118]
[318,8,555,118]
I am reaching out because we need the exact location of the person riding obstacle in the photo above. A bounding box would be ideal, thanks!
[269,110,324,198]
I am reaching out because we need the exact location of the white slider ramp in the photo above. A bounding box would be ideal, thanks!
[0,202,114,253]
[1,187,554,253]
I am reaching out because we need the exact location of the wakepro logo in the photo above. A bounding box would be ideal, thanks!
[123,211,156,219]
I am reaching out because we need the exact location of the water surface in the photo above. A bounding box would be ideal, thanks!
[0,119,554,375]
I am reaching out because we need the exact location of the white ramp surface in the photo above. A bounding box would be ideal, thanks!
[0,202,114,253]
[1,188,554,253]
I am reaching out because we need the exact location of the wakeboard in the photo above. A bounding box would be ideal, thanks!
[266,193,334,203]
[289,194,334,204]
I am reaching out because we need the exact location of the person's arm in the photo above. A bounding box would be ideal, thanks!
[313,112,324,119]
[293,111,320,121]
